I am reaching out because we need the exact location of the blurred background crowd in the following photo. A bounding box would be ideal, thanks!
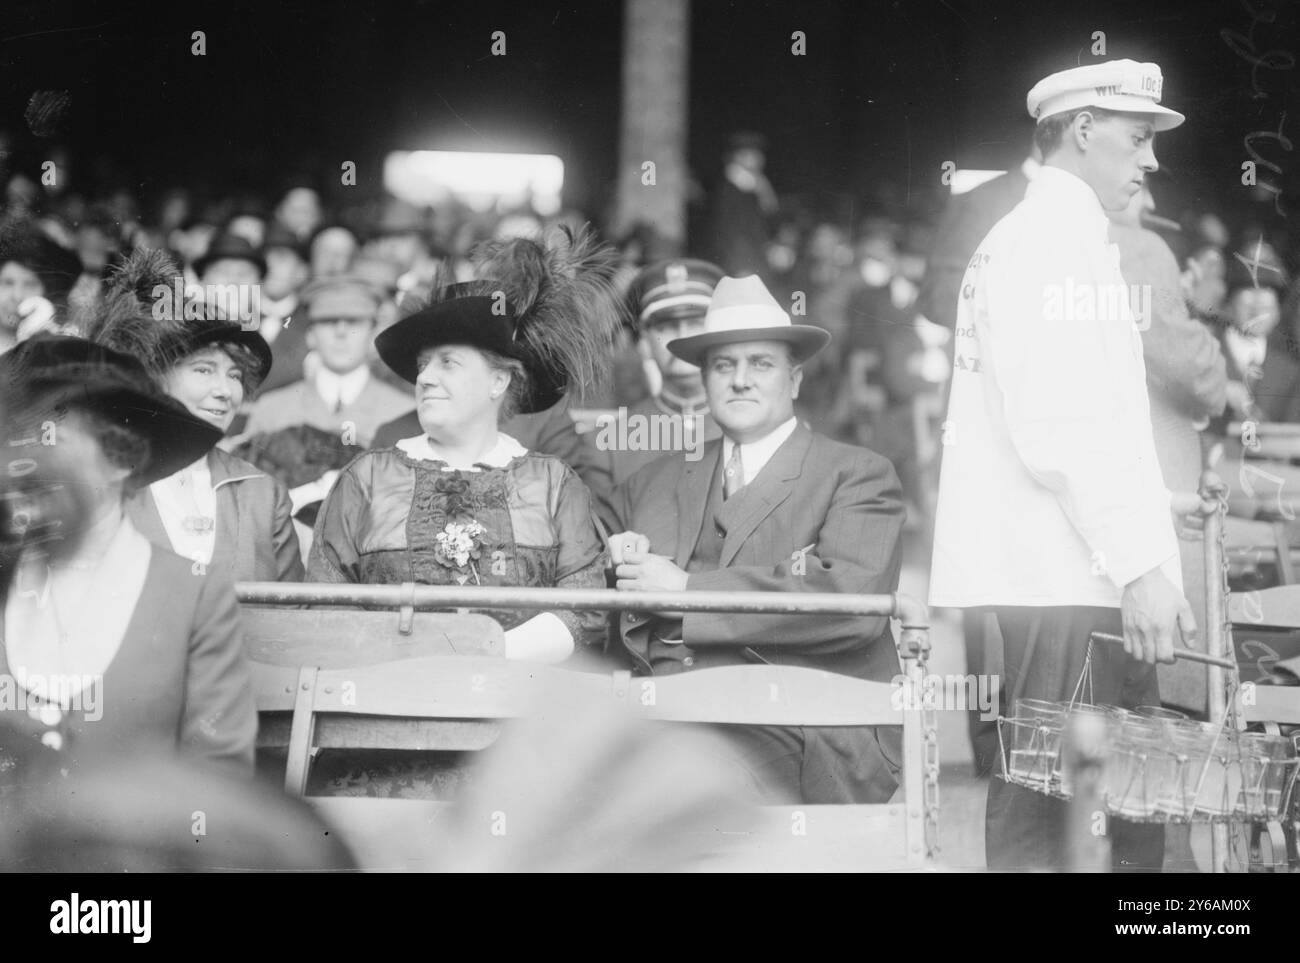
[1,0,1299,873]
[2,124,1297,531]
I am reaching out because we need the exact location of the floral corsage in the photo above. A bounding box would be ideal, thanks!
[433,520,488,585]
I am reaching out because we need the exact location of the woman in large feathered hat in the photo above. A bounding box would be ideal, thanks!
[85,249,303,582]
[307,226,620,663]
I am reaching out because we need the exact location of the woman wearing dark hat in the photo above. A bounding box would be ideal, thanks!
[87,251,303,582]
[308,228,618,664]
[0,336,257,774]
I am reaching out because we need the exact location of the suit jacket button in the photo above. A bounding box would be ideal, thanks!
[682,656,695,668]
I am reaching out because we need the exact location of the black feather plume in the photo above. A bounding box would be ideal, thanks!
[471,224,624,405]
[83,248,189,383]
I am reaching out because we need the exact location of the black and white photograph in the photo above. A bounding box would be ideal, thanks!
[0,0,1297,916]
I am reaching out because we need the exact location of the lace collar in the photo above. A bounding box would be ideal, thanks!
[395,432,528,471]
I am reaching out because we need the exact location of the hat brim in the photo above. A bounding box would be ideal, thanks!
[1095,97,1184,131]
[374,299,564,414]
[375,300,513,383]
[2,336,221,485]
[667,325,831,367]
[1040,96,1185,132]
[640,301,709,329]
[24,383,222,487]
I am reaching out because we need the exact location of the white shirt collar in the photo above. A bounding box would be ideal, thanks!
[6,515,151,702]
[395,432,528,471]
[1025,165,1109,238]
[149,457,217,566]
[1021,156,1042,182]
[315,365,370,410]
[722,417,798,488]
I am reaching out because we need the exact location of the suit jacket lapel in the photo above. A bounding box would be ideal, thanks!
[674,441,720,565]
[720,426,811,567]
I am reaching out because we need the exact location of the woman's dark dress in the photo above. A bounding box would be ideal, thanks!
[303,441,608,797]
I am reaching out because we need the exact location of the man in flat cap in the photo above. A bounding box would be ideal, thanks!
[930,60,1194,871]
[601,258,726,486]
[243,275,410,448]
[608,274,905,804]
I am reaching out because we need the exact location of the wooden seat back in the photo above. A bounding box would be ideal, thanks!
[282,656,928,866]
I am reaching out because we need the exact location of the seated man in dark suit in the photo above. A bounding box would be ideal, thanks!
[608,275,905,805]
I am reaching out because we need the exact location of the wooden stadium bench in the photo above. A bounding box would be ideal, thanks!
[281,656,930,870]
[245,606,505,754]
[235,582,936,870]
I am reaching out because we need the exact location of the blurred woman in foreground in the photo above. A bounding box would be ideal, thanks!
[0,336,256,774]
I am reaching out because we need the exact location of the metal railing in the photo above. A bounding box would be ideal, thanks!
[236,583,926,623]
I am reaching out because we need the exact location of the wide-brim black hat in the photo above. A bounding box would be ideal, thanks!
[172,318,274,390]
[373,286,562,413]
[0,336,223,487]
[376,228,624,415]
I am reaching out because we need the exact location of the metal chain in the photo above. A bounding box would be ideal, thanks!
[1212,486,1247,873]
[1215,489,1240,731]
[916,634,941,862]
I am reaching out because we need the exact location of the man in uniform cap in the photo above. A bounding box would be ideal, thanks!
[601,258,726,486]
[608,274,905,804]
[243,275,410,449]
[930,60,1192,871]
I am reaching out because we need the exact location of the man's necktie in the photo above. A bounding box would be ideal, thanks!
[723,444,744,500]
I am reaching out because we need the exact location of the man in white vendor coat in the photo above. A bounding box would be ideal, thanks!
[929,59,1196,872]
